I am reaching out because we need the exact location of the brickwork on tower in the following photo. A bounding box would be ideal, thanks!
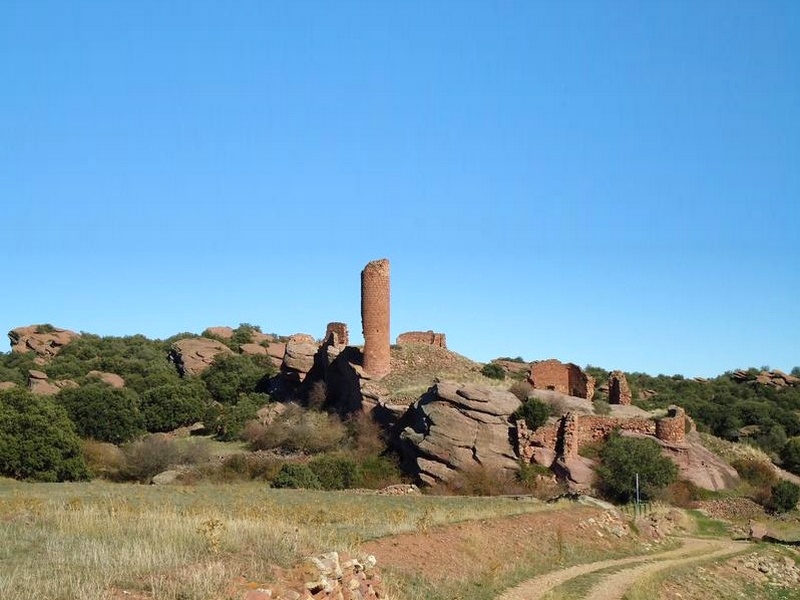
[361,259,391,378]
[396,331,447,348]
[324,322,349,347]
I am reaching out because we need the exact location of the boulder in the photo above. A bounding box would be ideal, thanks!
[87,370,125,388]
[281,334,319,383]
[0,381,17,391]
[8,325,79,359]
[239,343,268,356]
[266,342,287,367]
[169,337,233,376]
[398,381,521,485]
[204,326,234,340]
[27,369,77,396]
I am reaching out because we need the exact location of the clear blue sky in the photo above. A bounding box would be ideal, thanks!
[2,1,798,377]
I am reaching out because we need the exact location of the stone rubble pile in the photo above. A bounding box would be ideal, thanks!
[737,552,800,588]
[243,551,383,600]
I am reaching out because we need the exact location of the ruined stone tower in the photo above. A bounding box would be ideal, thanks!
[361,258,391,378]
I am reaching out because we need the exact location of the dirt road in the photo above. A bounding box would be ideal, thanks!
[497,537,749,600]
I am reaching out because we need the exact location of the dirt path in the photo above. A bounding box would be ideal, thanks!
[497,538,749,600]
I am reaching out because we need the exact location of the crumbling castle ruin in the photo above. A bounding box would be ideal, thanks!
[529,359,595,400]
[360,259,391,378]
[396,330,447,348]
[608,370,632,405]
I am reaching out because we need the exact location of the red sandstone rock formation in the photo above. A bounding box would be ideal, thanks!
[608,370,632,405]
[398,381,521,486]
[27,369,78,396]
[87,371,126,388]
[396,331,447,348]
[169,337,233,376]
[9,325,79,359]
[528,359,594,400]
[281,334,319,383]
[361,259,391,378]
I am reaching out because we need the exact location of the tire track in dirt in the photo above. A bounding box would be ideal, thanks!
[496,538,746,600]
[583,539,748,600]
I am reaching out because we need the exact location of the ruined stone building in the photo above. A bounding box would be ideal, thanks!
[528,359,595,400]
[361,258,391,378]
[396,330,447,348]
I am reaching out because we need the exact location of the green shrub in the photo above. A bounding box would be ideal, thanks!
[731,458,778,489]
[201,354,274,404]
[308,454,363,490]
[120,435,178,482]
[508,381,533,402]
[247,405,346,453]
[0,387,89,481]
[481,363,505,380]
[596,433,678,503]
[767,480,800,513]
[56,384,143,444]
[139,382,210,433]
[272,463,321,489]
[780,437,800,475]
[204,393,267,441]
[513,397,550,430]
[593,399,612,416]
[358,455,404,489]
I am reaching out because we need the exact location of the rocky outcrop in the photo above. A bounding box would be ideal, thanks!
[732,369,800,388]
[169,337,233,376]
[0,381,16,391]
[239,343,268,356]
[9,325,79,359]
[87,370,125,388]
[204,326,234,340]
[654,430,740,491]
[281,334,319,383]
[398,381,521,486]
[27,369,77,396]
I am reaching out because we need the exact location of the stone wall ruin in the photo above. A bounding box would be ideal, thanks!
[396,330,447,348]
[325,322,349,347]
[656,406,687,443]
[608,370,632,405]
[528,359,595,400]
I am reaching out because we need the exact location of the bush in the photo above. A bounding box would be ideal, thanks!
[139,382,210,433]
[780,437,800,475]
[272,463,322,489]
[204,393,268,441]
[0,388,89,481]
[596,433,678,503]
[201,354,274,404]
[481,363,505,380]
[308,454,363,490]
[513,397,550,430]
[508,381,533,402]
[731,458,778,489]
[121,434,182,482]
[359,455,404,489]
[248,405,346,453]
[82,439,126,479]
[767,480,800,513]
[56,384,143,443]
